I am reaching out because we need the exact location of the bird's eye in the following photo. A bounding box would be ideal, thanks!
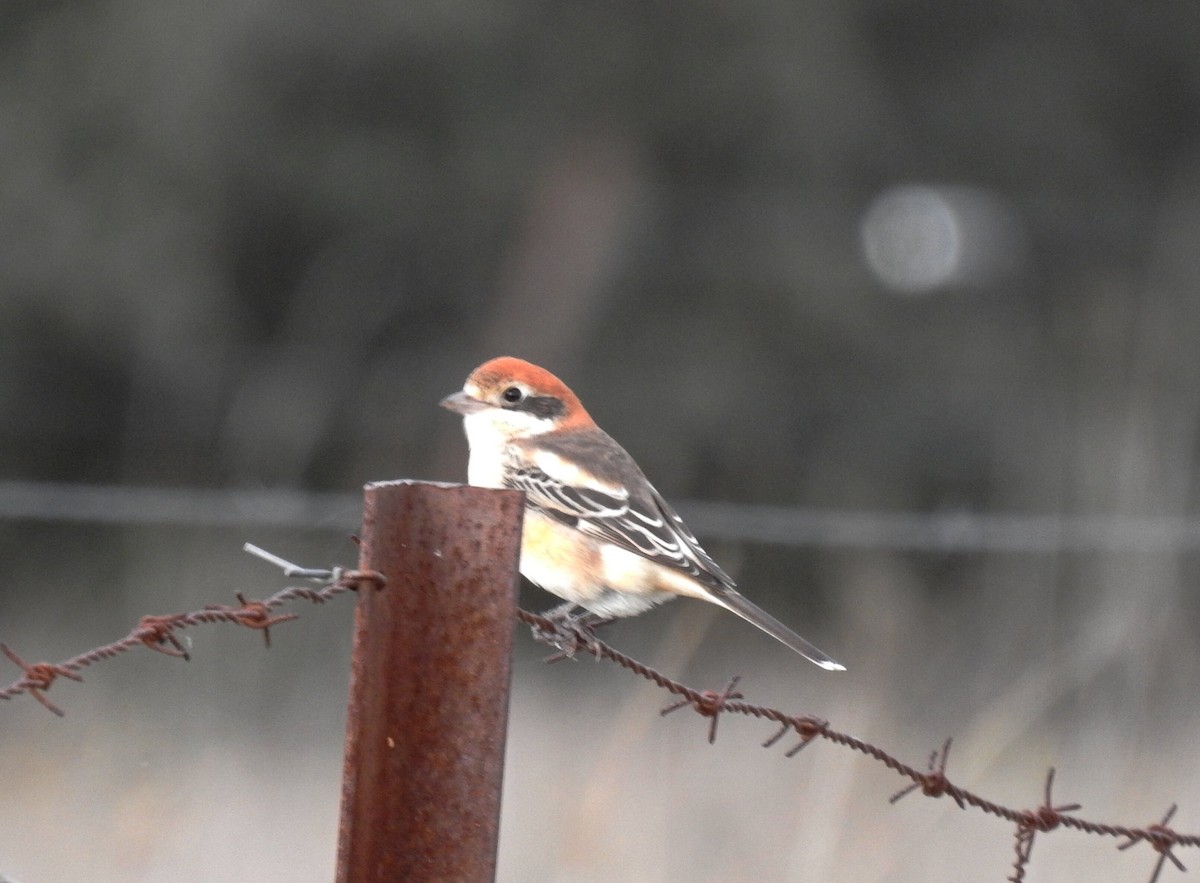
[501,386,524,404]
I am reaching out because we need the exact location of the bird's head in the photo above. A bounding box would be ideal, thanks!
[440,356,594,440]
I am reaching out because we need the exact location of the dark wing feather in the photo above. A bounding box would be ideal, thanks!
[642,485,736,589]
[506,463,735,592]
[506,465,627,522]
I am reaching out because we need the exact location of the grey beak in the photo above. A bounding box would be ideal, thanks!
[440,390,488,415]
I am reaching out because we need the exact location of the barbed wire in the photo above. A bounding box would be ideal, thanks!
[516,609,1196,883]
[5,478,1200,553]
[0,543,1193,881]
[0,544,384,716]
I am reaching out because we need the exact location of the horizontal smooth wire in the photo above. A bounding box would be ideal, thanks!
[0,480,357,531]
[1,479,1199,553]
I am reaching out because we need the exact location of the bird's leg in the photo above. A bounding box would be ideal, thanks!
[531,604,611,661]
[542,603,614,631]
[572,611,615,631]
[542,601,582,623]
[529,602,581,655]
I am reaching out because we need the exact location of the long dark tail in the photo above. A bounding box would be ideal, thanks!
[715,589,845,671]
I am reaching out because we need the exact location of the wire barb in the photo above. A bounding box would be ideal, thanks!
[1118,805,1186,883]
[890,738,959,806]
[136,614,191,659]
[660,676,744,744]
[1,643,83,717]
[203,593,300,648]
[1009,768,1082,881]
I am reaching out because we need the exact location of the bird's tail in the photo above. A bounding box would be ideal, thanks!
[714,589,845,671]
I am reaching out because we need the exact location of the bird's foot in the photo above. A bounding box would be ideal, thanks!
[531,605,612,662]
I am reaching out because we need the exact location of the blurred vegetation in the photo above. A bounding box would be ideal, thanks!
[2,0,1200,880]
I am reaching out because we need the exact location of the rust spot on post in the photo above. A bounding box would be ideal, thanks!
[336,480,524,883]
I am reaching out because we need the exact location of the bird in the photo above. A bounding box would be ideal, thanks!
[440,356,845,671]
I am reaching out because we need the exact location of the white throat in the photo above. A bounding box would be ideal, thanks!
[461,411,514,488]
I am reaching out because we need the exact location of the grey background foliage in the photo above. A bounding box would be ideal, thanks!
[3,1,1200,880]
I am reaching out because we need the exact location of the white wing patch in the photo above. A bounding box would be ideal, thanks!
[527,448,627,498]
[506,453,735,591]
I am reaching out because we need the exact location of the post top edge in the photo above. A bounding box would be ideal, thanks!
[363,479,522,496]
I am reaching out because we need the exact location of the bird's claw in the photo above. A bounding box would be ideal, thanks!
[531,608,606,662]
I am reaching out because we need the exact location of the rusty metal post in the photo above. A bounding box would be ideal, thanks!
[336,480,524,883]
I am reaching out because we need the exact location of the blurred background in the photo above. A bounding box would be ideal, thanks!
[3,0,1200,880]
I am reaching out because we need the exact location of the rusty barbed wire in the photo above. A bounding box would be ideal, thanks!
[517,607,1199,883]
[2,541,1195,881]
[1008,768,1083,882]
[0,543,384,717]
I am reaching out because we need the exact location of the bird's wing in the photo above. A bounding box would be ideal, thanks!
[512,443,846,671]
[507,448,735,591]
